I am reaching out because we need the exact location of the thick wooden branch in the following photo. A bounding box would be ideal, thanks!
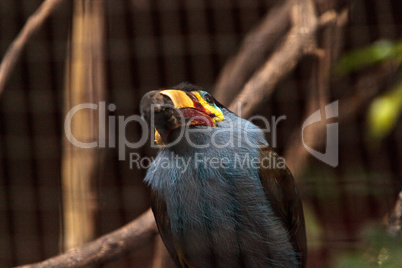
[228,0,318,118]
[213,0,349,107]
[0,0,65,96]
[151,235,175,268]
[213,0,293,106]
[227,4,348,119]
[17,209,158,268]
[283,7,349,177]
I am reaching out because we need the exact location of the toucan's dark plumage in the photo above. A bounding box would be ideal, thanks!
[140,83,306,268]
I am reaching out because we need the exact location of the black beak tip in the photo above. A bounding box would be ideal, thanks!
[140,90,159,119]
[140,90,172,119]
[140,90,179,133]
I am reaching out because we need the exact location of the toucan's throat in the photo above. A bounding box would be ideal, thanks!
[180,108,214,127]
[154,108,215,145]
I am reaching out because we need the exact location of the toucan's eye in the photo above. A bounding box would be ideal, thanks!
[204,93,214,104]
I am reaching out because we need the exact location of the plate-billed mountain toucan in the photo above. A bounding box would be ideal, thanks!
[140,82,306,268]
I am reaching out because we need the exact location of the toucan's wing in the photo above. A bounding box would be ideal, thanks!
[151,191,182,267]
[258,145,307,267]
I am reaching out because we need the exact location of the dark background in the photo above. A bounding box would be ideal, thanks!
[0,0,401,267]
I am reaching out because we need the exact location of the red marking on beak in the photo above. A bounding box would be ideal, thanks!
[180,108,214,127]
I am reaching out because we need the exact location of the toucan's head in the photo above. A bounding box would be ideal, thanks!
[140,82,225,145]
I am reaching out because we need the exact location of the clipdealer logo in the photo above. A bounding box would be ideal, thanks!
[63,100,339,168]
[302,101,339,167]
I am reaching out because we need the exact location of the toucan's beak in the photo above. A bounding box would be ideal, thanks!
[140,89,224,145]
[160,89,224,124]
[159,90,194,109]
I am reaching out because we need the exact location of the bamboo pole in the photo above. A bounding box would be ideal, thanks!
[62,0,105,250]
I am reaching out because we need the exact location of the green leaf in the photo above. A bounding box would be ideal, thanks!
[335,40,402,76]
[367,82,402,140]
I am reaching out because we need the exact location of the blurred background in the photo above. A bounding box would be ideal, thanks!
[0,0,401,267]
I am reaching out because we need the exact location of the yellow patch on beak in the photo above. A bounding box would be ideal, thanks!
[191,91,224,123]
[154,128,164,146]
[160,90,194,109]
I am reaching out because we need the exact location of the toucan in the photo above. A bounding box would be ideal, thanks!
[140,82,306,268]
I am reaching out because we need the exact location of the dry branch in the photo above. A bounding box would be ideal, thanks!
[151,235,175,268]
[213,0,293,106]
[228,0,318,117]
[0,0,65,96]
[17,209,158,268]
[213,0,348,107]
[283,7,349,177]
[227,5,349,119]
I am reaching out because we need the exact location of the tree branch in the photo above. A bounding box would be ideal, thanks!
[17,209,158,268]
[0,0,65,96]
[227,4,349,119]
[283,7,349,177]
[228,0,318,117]
[213,0,293,106]
[151,235,175,268]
